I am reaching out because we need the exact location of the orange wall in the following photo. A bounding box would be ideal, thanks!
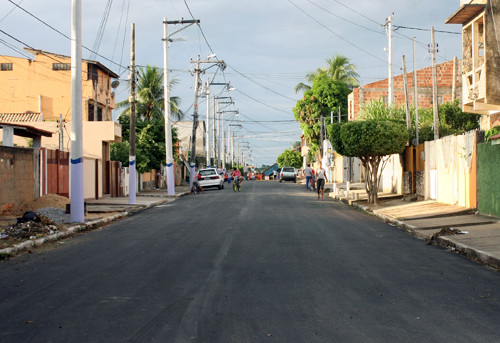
[0,51,116,121]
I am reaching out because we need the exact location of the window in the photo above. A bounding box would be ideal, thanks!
[1,63,13,71]
[52,63,71,71]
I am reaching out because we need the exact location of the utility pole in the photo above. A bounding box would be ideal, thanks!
[129,23,137,204]
[212,96,216,167]
[189,56,225,185]
[413,37,419,145]
[163,18,199,195]
[59,114,63,151]
[431,26,439,140]
[205,80,211,167]
[452,56,458,100]
[402,55,411,131]
[386,15,394,106]
[70,0,84,222]
[320,114,324,158]
[190,56,201,189]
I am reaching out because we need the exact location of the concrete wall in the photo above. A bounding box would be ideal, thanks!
[424,130,478,208]
[0,146,37,214]
[477,140,500,217]
[380,154,403,194]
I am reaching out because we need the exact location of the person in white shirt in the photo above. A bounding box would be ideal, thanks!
[304,164,313,190]
[316,161,328,200]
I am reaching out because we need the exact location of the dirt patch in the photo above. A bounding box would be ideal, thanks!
[17,194,70,215]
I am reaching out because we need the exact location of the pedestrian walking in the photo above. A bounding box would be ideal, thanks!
[304,164,313,190]
[316,162,328,200]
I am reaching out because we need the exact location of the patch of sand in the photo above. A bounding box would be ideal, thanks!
[17,194,70,215]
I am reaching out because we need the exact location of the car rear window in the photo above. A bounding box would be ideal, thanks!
[199,169,216,176]
[282,167,294,172]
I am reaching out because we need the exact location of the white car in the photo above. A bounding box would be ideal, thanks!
[279,167,297,183]
[197,168,224,189]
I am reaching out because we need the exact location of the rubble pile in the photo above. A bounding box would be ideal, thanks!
[0,210,60,240]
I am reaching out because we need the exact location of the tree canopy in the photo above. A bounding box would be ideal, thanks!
[277,149,302,169]
[328,120,409,204]
[293,73,350,157]
[294,54,359,93]
[115,65,183,121]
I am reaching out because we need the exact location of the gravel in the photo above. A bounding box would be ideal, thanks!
[35,207,71,224]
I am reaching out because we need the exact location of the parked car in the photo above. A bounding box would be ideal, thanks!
[280,167,297,183]
[197,168,224,189]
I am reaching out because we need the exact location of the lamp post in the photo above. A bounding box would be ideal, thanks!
[163,18,199,195]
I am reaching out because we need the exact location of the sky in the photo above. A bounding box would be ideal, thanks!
[0,0,464,167]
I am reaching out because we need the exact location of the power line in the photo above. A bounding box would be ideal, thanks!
[287,0,386,64]
[305,0,384,35]
[394,25,460,35]
[6,0,127,71]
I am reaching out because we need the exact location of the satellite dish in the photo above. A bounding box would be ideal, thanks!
[111,80,120,89]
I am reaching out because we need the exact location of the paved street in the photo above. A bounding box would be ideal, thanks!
[1,181,499,342]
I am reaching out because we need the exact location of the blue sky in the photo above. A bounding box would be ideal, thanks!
[0,0,463,166]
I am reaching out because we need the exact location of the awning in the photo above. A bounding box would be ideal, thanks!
[445,4,485,24]
[0,122,53,139]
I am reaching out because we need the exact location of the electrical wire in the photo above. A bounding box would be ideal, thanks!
[287,0,386,64]
[89,0,114,60]
[5,0,128,70]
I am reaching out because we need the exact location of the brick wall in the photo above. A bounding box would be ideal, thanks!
[0,146,37,214]
[349,60,461,119]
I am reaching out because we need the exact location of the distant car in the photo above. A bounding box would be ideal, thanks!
[280,167,297,183]
[197,168,224,189]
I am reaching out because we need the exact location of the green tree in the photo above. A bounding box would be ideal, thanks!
[115,65,183,121]
[111,115,179,173]
[328,120,409,204]
[293,73,350,158]
[358,98,479,143]
[277,149,302,168]
[294,54,359,93]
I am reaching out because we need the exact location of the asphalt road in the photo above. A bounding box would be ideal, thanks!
[1,181,499,342]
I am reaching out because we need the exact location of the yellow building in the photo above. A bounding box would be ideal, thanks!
[0,48,122,199]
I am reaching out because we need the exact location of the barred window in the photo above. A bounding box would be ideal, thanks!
[52,63,71,71]
[1,63,13,71]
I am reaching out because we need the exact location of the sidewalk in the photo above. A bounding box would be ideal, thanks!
[328,182,500,270]
[0,186,190,258]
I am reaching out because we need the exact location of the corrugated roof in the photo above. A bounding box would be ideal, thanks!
[0,112,42,122]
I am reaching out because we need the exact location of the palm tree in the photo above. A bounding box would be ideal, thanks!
[115,65,183,121]
[294,54,359,93]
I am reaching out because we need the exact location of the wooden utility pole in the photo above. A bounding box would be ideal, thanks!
[129,23,137,204]
[402,55,411,131]
[431,26,439,140]
[452,56,458,100]
[386,15,394,106]
[189,56,201,189]
[413,37,419,145]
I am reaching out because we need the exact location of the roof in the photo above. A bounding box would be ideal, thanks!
[490,133,500,140]
[0,112,42,123]
[0,122,53,138]
[23,48,120,79]
[445,4,486,24]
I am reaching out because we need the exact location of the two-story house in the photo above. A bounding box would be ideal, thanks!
[446,0,500,129]
[0,48,122,199]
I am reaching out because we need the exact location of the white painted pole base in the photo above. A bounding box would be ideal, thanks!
[166,163,175,196]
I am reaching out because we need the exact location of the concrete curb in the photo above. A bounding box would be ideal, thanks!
[351,200,500,270]
[436,236,500,270]
[0,192,189,258]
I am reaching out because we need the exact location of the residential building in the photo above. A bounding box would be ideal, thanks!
[0,48,122,199]
[348,60,461,120]
[446,0,500,130]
